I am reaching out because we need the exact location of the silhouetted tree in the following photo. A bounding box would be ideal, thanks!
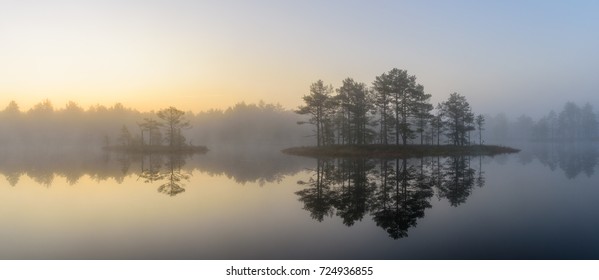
[296,80,336,146]
[335,78,374,145]
[438,93,474,146]
[430,109,444,146]
[414,90,433,144]
[372,68,430,145]
[475,114,485,145]
[157,107,191,149]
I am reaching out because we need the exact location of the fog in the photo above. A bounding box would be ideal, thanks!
[0,100,313,150]
[1,98,598,154]
[483,101,598,145]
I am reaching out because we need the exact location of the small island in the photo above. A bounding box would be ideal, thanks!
[282,144,519,158]
[103,106,208,154]
[286,69,520,158]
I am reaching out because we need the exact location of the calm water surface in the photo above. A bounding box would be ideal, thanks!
[1,144,598,259]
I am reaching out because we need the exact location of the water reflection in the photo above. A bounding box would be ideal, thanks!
[518,143,599,179]
[136,154,191,196]
[0,148,310,190]
[296,156,482,239]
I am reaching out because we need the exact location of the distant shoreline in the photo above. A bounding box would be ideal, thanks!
[282,144,520,158]
[103,145,208,154]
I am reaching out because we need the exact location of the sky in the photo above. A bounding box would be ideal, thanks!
[1,0,598,117]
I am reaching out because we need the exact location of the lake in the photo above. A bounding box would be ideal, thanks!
[0,143,598,259]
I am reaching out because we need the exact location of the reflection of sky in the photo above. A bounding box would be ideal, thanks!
[1,1,598,116]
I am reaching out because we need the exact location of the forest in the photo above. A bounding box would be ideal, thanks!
[0,100,312,150]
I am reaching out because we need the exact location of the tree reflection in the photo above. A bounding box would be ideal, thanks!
[295,159,336,222]
[296,155,483,239]
[527,143,598,179]
[138,154,164,183]
[333,159,375,226]
[437,156,475,206]
[136,153,190,196]
[0,148,309,190]
[372,158,433,239]
[157,155,190,196]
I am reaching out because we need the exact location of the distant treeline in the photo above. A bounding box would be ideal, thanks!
[0,100,312,148]
[296,68,486,147]
[483,102,598,142]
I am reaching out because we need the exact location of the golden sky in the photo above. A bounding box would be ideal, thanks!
[1,1,598,115]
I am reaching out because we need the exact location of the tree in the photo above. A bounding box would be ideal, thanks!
[336,78,374,145]
[118,125,132,146]
[372,72,392,144]
[296,80,335,146]
[63,101,84,114]
[475,114,485,145]
[138,118,162,146]
[430,108,444,146]
[373,68,431,145]
[438,92,474,146]
[156,107,191,149]
[557,102,581,140]
[413,85,433,145]
[29,99,54,116]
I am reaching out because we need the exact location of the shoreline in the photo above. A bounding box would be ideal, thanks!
[281,144,520,158]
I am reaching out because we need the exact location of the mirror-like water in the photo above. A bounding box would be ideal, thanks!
[1,143,598,259]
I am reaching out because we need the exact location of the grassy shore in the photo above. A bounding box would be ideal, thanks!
[281,144,519,158]
[103,145,208,154]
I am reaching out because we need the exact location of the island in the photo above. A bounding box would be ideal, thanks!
[282,144,519,158]
[288,69,521,159]
[104,106,208,154]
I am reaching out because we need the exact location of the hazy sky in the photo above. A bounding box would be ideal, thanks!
[1,0,598,117]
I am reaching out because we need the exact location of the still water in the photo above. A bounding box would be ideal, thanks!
[1,144,598,259]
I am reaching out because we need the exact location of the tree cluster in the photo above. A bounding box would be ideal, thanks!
[532,102,598,141]
[296,68,484,146]
[118,106,192,150]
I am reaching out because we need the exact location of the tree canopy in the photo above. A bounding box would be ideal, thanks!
[296,68,481,147]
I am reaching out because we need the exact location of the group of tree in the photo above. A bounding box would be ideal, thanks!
[532,102,598,141]
[296,68,485,147]
[117,106,193,151]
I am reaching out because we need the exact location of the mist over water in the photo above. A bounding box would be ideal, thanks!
[1,141,599,259]
[1,97,599,259]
